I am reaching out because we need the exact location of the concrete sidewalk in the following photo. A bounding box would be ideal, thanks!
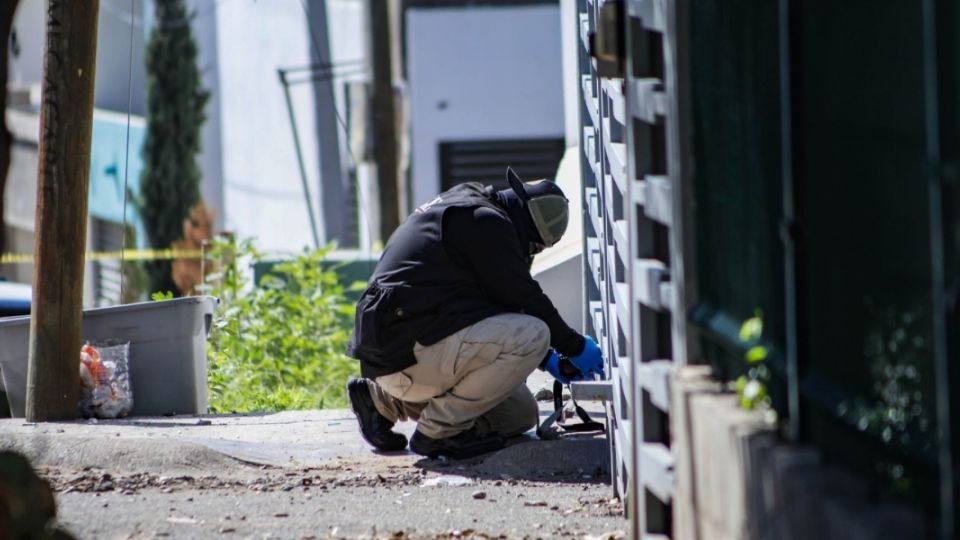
[0,406,610,478]
[0,409,377,474]
[2,376,622,539]
[0,372,607,475]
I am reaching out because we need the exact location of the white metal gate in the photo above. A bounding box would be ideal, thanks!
[574,0,693,537]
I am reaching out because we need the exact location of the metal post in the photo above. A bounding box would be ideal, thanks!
[621,3,644,537]
[921,0,958,535]
[278,69,322,249]
[778,0,801,443]
[303,0,349,248]
[366,0,401,241]
[26,0,100,421]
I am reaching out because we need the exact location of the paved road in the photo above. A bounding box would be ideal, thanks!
[3,377,624,539]
[41,428,622,539]
[52,457,623,539]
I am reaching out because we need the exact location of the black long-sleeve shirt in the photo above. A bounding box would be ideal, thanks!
[346,182,583,378]
[442,205,584,356]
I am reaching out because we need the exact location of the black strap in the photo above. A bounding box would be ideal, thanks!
[553,379,563,411]
[537,380,605,438]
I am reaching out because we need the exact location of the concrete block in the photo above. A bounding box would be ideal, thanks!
[669,363,928,540]
[671,365,772,540]
[819,497,922,540]
[740,429,779,539]
[762,446,823,540]
[671,365,722,540]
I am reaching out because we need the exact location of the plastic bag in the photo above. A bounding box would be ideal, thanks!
[79,340,133,418]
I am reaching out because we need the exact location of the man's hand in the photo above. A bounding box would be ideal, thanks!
[569,336,604,378]
[543,336,605,384]
[544,350,574,384]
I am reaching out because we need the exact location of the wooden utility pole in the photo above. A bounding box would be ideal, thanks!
[367,0,401,241]
[26,0,100,421]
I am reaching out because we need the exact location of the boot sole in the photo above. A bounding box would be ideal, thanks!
[409,435,505,460]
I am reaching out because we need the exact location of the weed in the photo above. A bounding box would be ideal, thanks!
[200,236,361,413]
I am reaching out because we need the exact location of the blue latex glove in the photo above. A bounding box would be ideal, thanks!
[569,336,605,379]
[543,337,606,384]
[543,350,574,384]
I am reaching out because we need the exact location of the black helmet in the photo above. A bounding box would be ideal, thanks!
[505,167,569,247]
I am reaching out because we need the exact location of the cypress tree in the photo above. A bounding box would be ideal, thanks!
[141,0,209,296]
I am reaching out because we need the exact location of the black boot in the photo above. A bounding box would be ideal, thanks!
[347,378,408,452]
[409,426,506,459]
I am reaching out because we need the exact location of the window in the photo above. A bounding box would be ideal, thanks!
[439,137,565,191]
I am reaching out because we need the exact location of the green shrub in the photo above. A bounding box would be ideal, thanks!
[201,236,360,413]
[141,0,209,297]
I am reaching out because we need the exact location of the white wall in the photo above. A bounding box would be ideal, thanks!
[405,5,565,209]
[8,0,44,88]
[214,1,323,252]
[213,0,367,252]
[10,0,148,115]
[95,0,147,116]
[10,1,373,253]
[559,0,580,148]
[531,147,583,331]
[327,0,376,250]
[188,0,225,232]
[10,0,224,233]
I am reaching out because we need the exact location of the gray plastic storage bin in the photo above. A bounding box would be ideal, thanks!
[0,296,217,418]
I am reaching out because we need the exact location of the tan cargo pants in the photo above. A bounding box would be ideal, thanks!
[367,313,550,439]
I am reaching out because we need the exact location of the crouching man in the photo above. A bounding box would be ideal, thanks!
[345,168,604,459]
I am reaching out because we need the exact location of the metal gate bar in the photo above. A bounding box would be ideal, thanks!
[576,0,693,537]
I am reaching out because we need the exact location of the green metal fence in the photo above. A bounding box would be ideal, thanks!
[687,0,960,533]
[580,0,960,536]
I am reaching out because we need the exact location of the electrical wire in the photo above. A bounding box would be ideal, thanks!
[283,67,369,87]
[282,59,366,74]
[279,61,369,86]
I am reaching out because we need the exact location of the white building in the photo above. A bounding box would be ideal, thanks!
[5,1,369,280]
[402,0,581,329]
[404,1,567,208]
[4,0,578,309]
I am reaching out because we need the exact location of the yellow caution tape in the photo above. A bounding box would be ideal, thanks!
[0,248,205,265]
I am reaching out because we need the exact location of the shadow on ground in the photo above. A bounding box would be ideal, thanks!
[410,432,610,485]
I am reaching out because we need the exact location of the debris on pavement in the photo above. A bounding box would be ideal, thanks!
[420,475,474,487]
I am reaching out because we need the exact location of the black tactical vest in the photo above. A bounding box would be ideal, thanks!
[346,183,508,379]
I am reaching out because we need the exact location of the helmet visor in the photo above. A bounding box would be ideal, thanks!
[528,194,569,247]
